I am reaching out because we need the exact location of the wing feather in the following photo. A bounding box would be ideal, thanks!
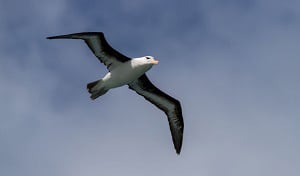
[47,32,131,71]
[128,74,184,154]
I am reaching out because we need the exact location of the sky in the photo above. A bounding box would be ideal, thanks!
[0,0,300,175]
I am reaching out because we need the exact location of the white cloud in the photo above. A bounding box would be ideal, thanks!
[0,0,300,176]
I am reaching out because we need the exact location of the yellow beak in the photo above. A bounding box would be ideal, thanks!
[151,59,159,65]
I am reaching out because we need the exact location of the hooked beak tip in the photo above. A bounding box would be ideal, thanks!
[152,60,159,65]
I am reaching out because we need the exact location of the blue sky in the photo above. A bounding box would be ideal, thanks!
[1,0,300,175]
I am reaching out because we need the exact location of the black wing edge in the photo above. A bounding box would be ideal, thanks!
[46,32,104,40]
[47,32,131,62]
[129,75,184,154]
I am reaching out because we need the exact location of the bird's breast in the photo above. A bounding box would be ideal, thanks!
[105,62,151,88]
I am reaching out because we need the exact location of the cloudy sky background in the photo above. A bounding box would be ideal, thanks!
[1,0,300,175]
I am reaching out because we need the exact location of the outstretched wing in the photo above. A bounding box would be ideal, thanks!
[128,74,184,154]
[47,32,131,71]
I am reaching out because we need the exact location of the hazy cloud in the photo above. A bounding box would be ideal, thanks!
[1,0,299,176]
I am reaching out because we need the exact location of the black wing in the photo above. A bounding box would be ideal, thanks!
[47,32,131,71]
[128,74,184,154]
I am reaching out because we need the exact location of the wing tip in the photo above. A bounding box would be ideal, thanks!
[173,126,183,155]
[46,35,71,39]
[175,143,182,155]
[46,32,105,40]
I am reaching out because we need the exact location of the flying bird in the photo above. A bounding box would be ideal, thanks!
[47,32,184,154]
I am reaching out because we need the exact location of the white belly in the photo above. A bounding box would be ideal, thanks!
[102,61,152,89]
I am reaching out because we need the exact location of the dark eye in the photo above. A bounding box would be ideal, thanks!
[146,57,151,60]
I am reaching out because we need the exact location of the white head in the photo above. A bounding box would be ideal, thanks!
[144,56,159,65]
[131,56,159,71]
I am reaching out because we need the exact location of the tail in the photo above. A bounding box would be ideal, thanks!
[87,79,108,100]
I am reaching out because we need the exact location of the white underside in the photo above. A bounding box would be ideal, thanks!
[98,59,152,90]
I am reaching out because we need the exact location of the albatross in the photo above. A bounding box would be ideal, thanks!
[47,32,184,154]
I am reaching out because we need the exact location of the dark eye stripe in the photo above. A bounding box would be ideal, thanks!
[146,57,151,59]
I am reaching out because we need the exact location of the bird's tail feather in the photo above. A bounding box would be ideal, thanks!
[90,89,108,100]
[87,79,108,100]
[87,80,100,93]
